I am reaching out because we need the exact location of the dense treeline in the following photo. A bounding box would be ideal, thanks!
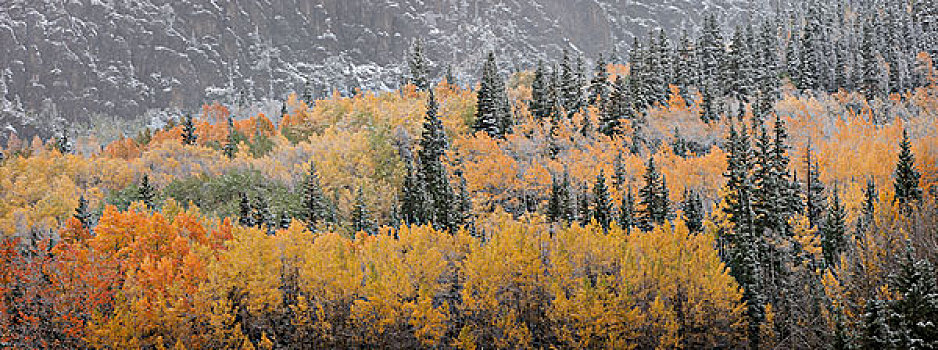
[2,1,938,348]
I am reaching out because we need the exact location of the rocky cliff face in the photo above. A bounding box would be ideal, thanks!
[0,0,767,141]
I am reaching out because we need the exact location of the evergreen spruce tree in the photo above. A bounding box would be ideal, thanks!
[888,246,938,348]
[253,195,274,234]
[54,128,72,154]
[591,171,613,231]
[400,151,426,226]
[530,60,551,120]
[753,120,785,234]
[302,76,313,103]
[804,143,827,227]
[409,39,430,91]
[800,6,824,90]
[629,38,651,110]
[303,161,327,231]
[351,187,376,235]
[495,71,513,136]
[613,152,627,190]
[861,17,882,99]
[698,12,724,98]
[723,122,756,238]
[418,90,457,231]
[138,174,156,209]
[619,185,635,232]
[639,156,668,230]
[578,184,592,227]
[473,52,506,137]
[238,192,255,227]
[659,175,671,221]
[547,173,568,223]
[73,195,93,229]
[278,211,293,229]
[444,65,457,86]
[700,84,717,123]
[588,54,609,104]
[894,130,923,205]
[223,119,237,159]
[682,189,704,233]
[822,184,847,267]
[657,30,675,98]
[859,178,877,233]
[674,30,698,95]
[724,26,755,100]
[861,299,894,349]
[671,127,688,157]
[755,20,780,117]
[561,174,576,223]
[454,167,473,229]
[560,49,582,115]
[181,113,198,146]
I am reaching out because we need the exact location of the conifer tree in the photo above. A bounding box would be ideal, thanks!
[619,185,635,232]
[860,299,893,349]
[755,20,780,117]
[530,60,551,120]
[409,39,430,91]
[223,118,237,159]
[419,90,457,231]
[454,167,473,229]
[253,195,274,234]
[648,30,671,104]
[181,113,198,146]
[822,184,847,267]
[473,52,507,137]
[612,152,627,189]
[73,195,93,229]
[675,30,699,95]
[444,65,457,86]
[588,54,609,104]
[238,192,255,227]
[351,187,375,235]
[495,71,513,135]
[894,130,923,205]
[698,12,724,97]
[700,84,717,123]
[723,122,756,238]
[547,173,570,223]
[800,6,824,90]
[804,143,827,227]
[54,128,72,154]
[861,17,882,99]
[560,49,582,115]
[303,161,327,231]
[859,178,877,233]
[400,151,426,226]
[639,156,668,230]
[302,76,313,103]
[682,189,704,233]
[591,171,613,231]
[578,184,592,227]
[889,246,938,348]
[629,38,651,110]
[772,114,801,223]
[138,174,156,209]
[724,26,755,100]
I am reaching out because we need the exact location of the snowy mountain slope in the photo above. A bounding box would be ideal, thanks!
[0,0,769,141]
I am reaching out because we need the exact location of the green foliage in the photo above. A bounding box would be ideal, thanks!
[162,170,302,221]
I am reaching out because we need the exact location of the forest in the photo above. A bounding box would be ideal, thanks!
[1,1,937,349]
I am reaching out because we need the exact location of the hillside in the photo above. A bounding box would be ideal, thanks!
[0,0,764,141]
